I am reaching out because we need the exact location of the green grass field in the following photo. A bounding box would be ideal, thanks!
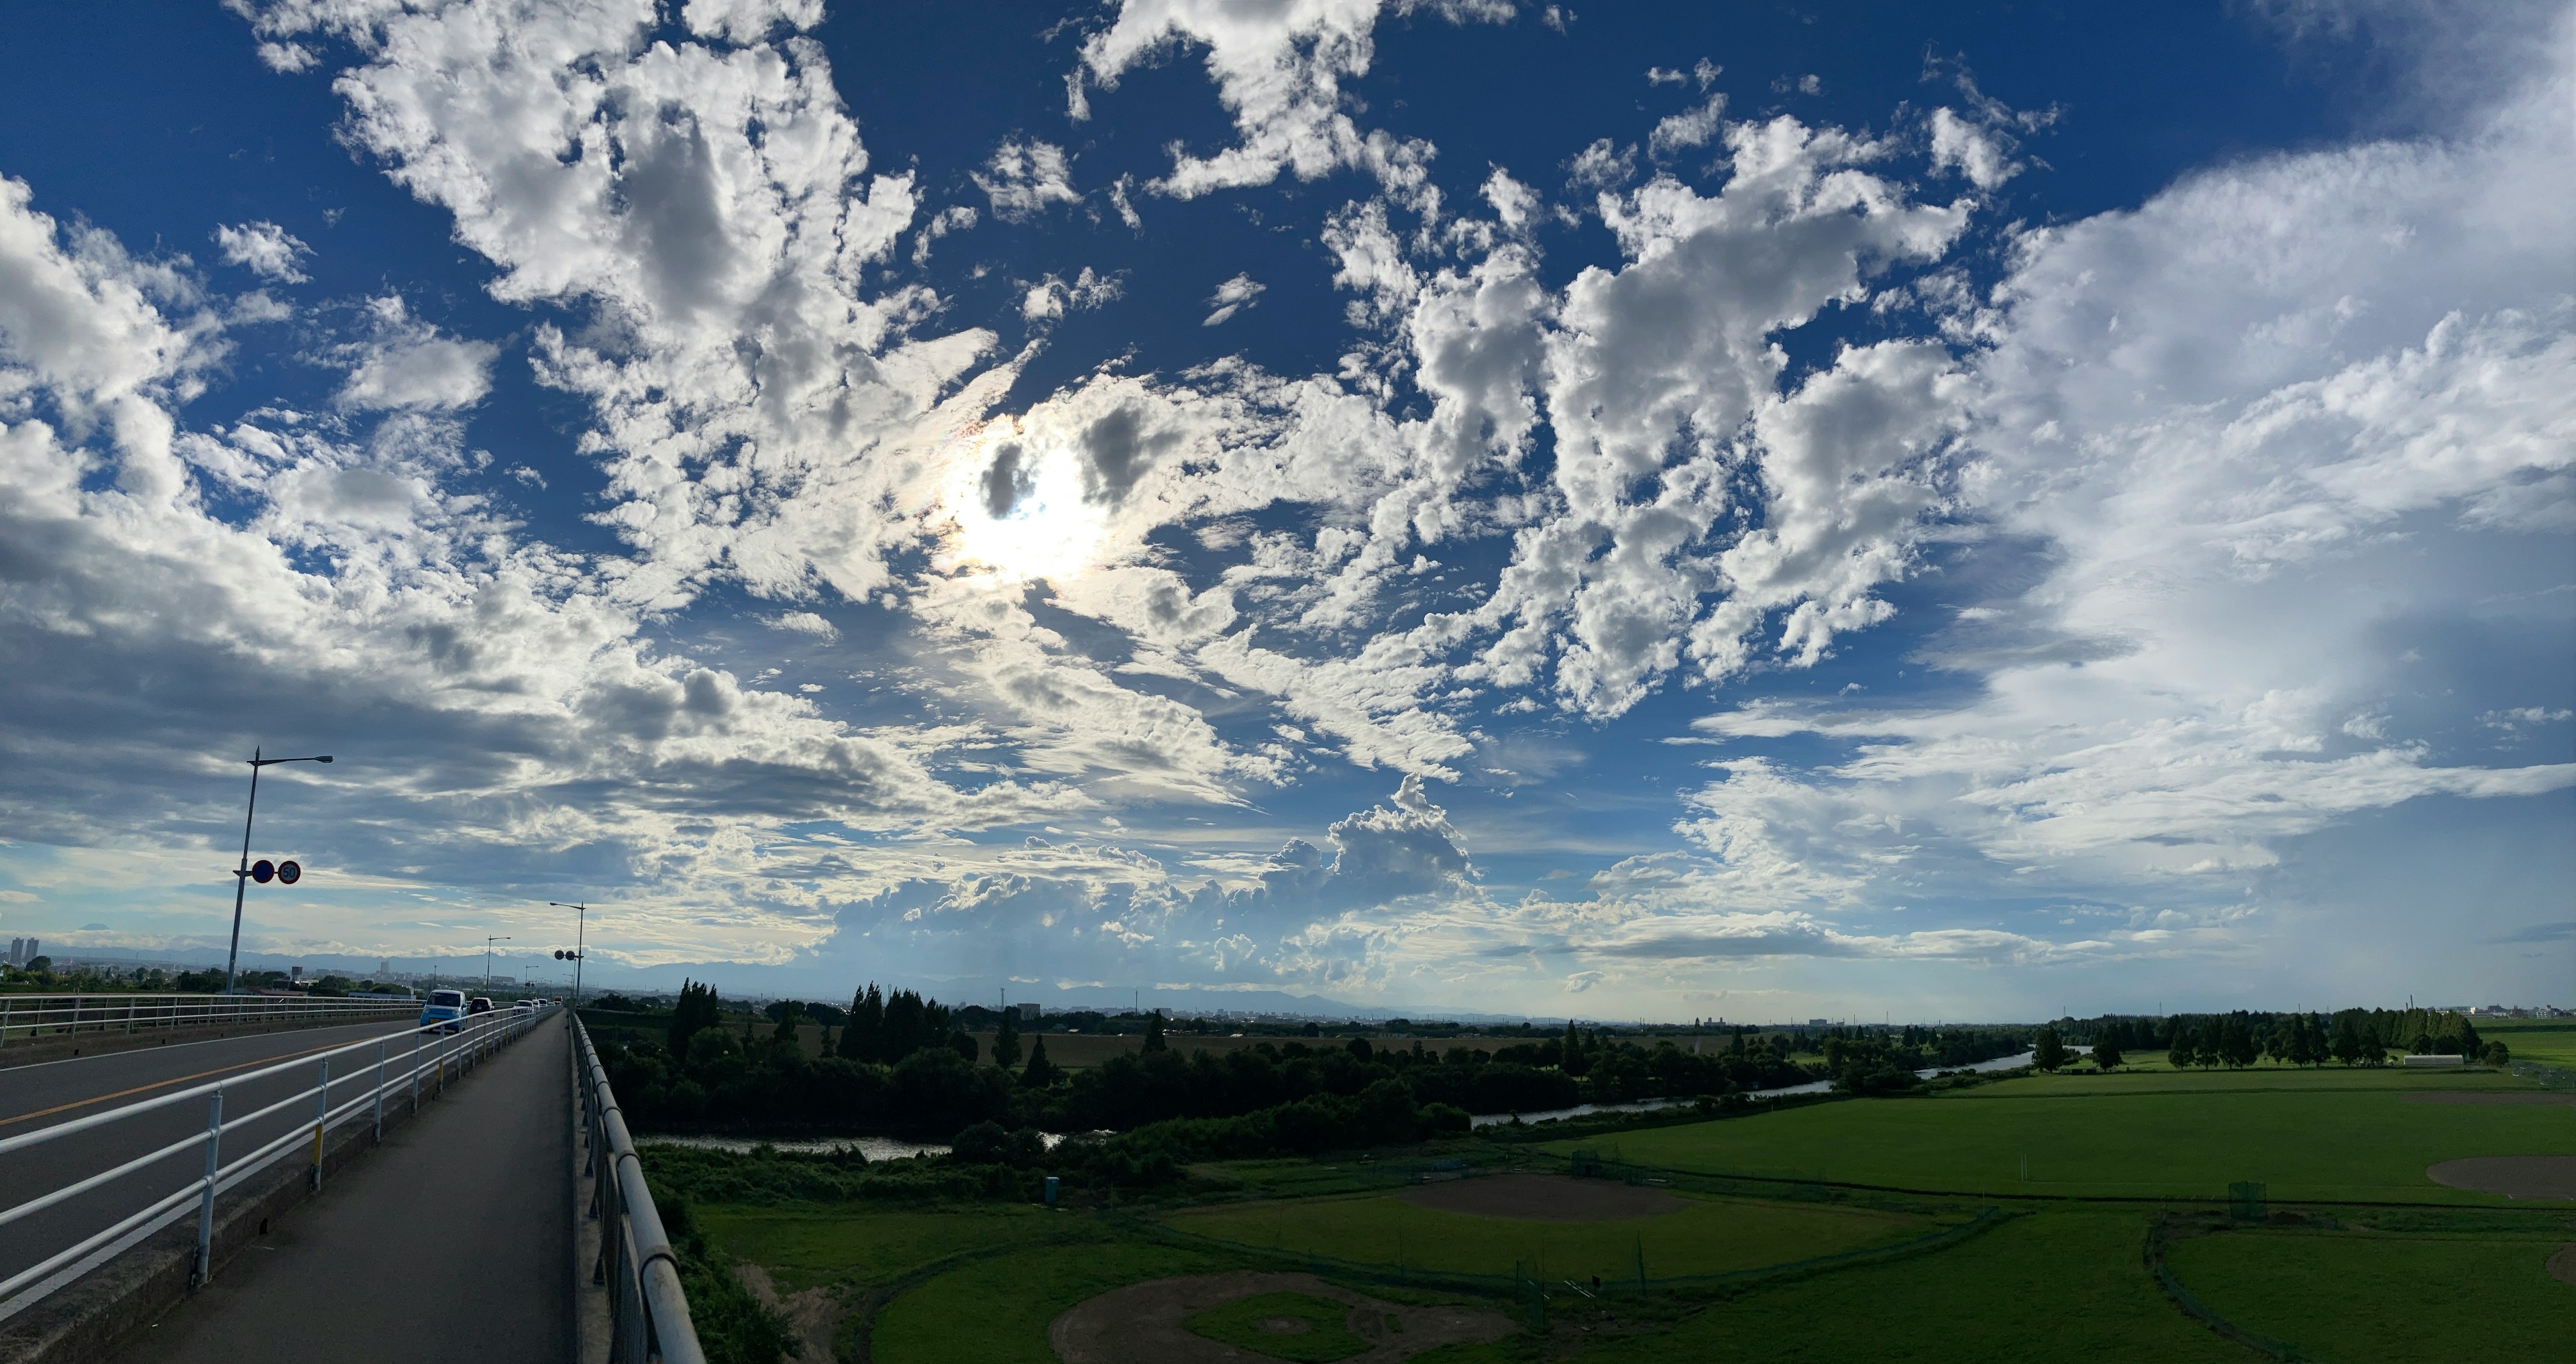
[672,1058,2574,1363]
[1546,1067,2569,1201]
[2165,1225,2576,1362]
[1167,1189,1935,1284]
[1564,1209,2249,1363]
[2483,1019,2576,1070]
[695,1204,1065,1294]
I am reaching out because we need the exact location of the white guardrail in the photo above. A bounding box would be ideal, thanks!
[573,1017,706,1364]
[0,1003,553,1320]
[0,992,418,1048]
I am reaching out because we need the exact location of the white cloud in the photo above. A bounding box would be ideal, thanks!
[335,296,498,412]
[1201,272,1265,326]
[772,610,837,639]
[1649,96,1724,157]
[1022,266,1122,322]
[1927,106,2016,188]
[1480,167,1538,231]
[213,221,313,282]
[911,205,977,268]
[1664,55,2576,908]
[1074,0,1502,205]
[1564,137,1633,188]
[972,139,1081,223]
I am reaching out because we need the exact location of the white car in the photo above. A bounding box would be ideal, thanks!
[419,988,468,1033]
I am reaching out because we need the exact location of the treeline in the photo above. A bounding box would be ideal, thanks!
[592,988,1870,1147]
[1813,1025,2033,1094]
[2063,1009,2505,1068]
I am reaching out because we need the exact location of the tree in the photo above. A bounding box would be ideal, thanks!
[2092,1037,2124,1072]
[667,979,722,1056]
[2481,1040,2510,1068]
[770,999,802,1045]
[1143,1009,1168,1053]
[2167,1027,2199,1070]
[839,984,883,1062]
[2032,1025,2070,1072]
[1020,1035,1059,1088]
[993,1007,1022,1070]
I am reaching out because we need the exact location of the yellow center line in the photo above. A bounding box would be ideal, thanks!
[0,1027,417,1130]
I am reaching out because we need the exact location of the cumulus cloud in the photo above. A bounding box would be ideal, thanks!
[3,0,2558,1013]
[334,296,498,411]
[1074,0,1503,205]
[213,221,313,282]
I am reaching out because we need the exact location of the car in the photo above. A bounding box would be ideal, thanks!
[468,996,495,1015]
[512,997,535,1011]
[419,988,468,1033]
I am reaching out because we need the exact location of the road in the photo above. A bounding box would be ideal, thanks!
[116,1017,573,1363]
[0,1017,438,1298]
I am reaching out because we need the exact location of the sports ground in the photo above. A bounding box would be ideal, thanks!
[659,1053,2576,1362]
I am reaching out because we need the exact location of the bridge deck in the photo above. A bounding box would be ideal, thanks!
[114,1017,574,1363]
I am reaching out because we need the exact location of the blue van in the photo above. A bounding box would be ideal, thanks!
[419,988,468,1033]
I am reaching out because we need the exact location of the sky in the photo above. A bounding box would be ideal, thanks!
[0,0,2568,1022]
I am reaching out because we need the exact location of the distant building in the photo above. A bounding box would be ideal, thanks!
[1808,1018,1829,1027]
[22,938,35,964]
[379,959,392,978]
[2400,1054,2465,1068]
[1016,1001,1041,1023]
[7,937,19,966]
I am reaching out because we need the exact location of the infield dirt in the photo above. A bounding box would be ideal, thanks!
[1047,1270,1511,1363]
[1396,1172,1682,1221]
[2424,1156,2576,1200]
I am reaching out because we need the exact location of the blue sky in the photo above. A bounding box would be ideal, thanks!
[0,1,2567,1020]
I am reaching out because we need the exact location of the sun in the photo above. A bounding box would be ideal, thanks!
[942,425,1106,583]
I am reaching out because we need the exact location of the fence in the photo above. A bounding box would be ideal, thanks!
[0,1002,552,1322]
[0,992,418,1049]
[1136,1202,2009,1310]
[573,1016,705,1364]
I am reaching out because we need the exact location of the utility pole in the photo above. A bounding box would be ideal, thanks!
[223,747,333,995]
[484,935,511,990]
[546,902,593,1005]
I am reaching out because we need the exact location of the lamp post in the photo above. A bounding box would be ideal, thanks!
[546,901,592,1006]
[224,747,333,996]
[484,936,511,990]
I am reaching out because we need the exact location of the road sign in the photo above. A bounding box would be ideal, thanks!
[250,859,274,884]
[277,860,302,885]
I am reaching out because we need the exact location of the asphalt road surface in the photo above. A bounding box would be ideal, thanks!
[0,1016,440,1296]
[117,1017,572,1363]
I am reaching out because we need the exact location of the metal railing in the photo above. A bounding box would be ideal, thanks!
[573,1017,704,1364]
[0,1003,554,1320]
[0,992,418,1048]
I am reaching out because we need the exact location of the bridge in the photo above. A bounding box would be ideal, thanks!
[0,994,700,1363]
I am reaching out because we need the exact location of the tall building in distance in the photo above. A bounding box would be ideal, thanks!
[7,937,21,966]
[1016,1001,1040,1023]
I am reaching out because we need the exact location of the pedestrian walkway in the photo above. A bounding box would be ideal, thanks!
[117,1018,574,1363]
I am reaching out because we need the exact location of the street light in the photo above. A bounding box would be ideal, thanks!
[546,901,594,1006]
[223,746,333,996]
[484,935,511,990]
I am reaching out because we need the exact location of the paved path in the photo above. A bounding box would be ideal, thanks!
[115,1018,573,1363]
[1,1018,432,1292]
